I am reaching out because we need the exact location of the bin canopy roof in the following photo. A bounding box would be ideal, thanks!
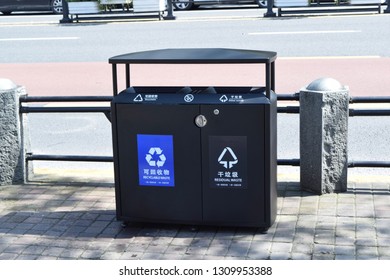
[109,48,277,64]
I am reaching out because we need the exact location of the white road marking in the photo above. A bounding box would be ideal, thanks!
[0,37,79,42]
[248,30,361,35]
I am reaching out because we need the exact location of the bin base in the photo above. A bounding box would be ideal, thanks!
[120,219,271,234]
[117,216,272,230]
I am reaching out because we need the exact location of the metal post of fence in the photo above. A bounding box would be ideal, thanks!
[0,79,29,185]
[264,0,276,17]
[385,1,390,13]
[164,0,176,20]
[300,78,349,194]
[59,0,72,24]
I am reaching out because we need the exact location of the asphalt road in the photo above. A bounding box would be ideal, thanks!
[1,10,390,61]
[1,8,389,178]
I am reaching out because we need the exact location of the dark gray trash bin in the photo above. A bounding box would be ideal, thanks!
[109,48,277,230]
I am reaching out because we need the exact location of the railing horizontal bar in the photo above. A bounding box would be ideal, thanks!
[349,109,390,116]
[21,106,111,113]
[276,160,390,168]
[348,161,390,168]
[26,154,113,162]
[276,93,300,101]
[277,106,300,114]
[277,159,300,166]
[350,96,390,103]
[20,96,113,103]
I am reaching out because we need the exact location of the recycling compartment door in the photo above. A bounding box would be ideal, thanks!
[115,104,202,223]
[201,104,266,226]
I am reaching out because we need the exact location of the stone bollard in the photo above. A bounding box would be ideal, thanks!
[300,78,349,194]
[0,78,27,185]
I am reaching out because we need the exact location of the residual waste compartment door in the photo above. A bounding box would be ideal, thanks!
[200,104,267,227]
[114,103,203,224]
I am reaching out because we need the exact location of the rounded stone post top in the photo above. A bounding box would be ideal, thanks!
[0,78,17,91]
[305,77,347,92]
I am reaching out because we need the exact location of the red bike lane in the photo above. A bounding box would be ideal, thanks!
[1,57,389,96]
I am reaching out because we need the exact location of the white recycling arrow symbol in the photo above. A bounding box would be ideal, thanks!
[145,147,166,167]
[134,94,143,102]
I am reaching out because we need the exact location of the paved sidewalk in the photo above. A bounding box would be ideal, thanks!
[0,178,389,260]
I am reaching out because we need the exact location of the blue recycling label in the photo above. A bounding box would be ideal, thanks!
[137,134,175,187]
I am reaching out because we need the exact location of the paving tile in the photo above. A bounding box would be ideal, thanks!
[210,239,232,247]
[377,238,390,247]
[269,251,291,260]
[335,236,356,246]
[270,242,292,253]
[292,243,313,254]
[144,244,169,254]
[356,238,377,246]
[335,254,356,260]
[181,254,204,260]
[226,240,251,257]
[3,244,26,254]
[59,248,85,259]
[290,252,312,260]
[119,251,142,260]
[202,255,226,260]
[190,238,212,247]
[105,242,128,253]
[356,245,379,257]
[314,230,335,244]
[0,253,19,260]
[16,254,39,260]
[312,253,335,260]
[41,246,65,257]
[22,245,46,255]
[164,245,188,255]
[126,243,149,253]
[273,230,295,242]
[185,246,208,256]
[100,251,123,260]
[334,245,355,256]
[206,245,229,257]
[0,244,8,254]
[356,255,379,260]
[170,237,193,246]
[313,244,334,255]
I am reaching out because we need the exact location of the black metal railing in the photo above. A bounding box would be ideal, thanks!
[20,95,112,163]
[276,93,390,168]
[349,96,390,117]
[20,93,390,168]
[26,154,113,163]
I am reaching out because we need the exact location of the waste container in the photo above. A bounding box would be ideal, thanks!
[109,48,277,230]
